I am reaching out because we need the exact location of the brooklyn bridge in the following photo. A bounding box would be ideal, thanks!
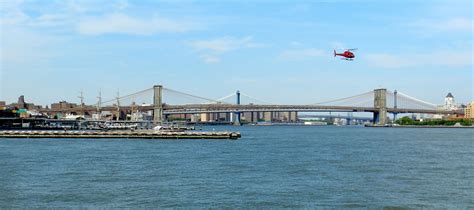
[40,85,463,125]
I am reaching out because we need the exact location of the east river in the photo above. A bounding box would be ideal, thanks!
[0,126,472,208]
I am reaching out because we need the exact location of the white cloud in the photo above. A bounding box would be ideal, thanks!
[1,1,196,34]
[0,0,29,25]
[33,14,72,27]
[0,1,80,28]
[0,0,24,13]
[410,17,473,32]
[279,48,325,60]
[290,41,303,47]
[191,36,261,53]
[366,52,473,68]
[190,36,262,63]
[114,0,129,11]
[64,0,89,13]
[201,54,220,64]
[77,13,194,36]
[1,0,76,27]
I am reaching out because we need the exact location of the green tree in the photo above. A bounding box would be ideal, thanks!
[396,116,414,125]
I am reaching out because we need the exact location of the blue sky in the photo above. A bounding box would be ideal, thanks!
[1,0,472,106]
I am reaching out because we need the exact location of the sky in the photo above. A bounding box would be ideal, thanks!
[0,0,473,107]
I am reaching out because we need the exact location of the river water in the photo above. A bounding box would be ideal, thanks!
[0,126,472,208]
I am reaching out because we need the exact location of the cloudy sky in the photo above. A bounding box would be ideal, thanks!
[0,0,472,106]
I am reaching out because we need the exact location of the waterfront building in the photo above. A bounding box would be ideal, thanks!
[263,112,272,122]
[290,111,298,122]
[92,113,102,120]
[18,95,26,109]
[210,113,219,121]
[218,113,229,121]
[200,113,210,122]
[190,114,199,122]
[272,111,299,122]
[278,112,289,121]
[0,109,18,117]
[167,113,188,121]
[128,112,147,121]
[444,93,457,111]
[465,102,474,119]
[0,101,5,110]
[430,114,444,119]
[8,95,42,110]
[51,101,77,110]
[242,112,258,123]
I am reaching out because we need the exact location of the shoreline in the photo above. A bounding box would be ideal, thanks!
[365,125,474,129]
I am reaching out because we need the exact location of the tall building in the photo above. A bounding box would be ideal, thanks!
[465,102,474,119]
[18,95,26,109]
[444,93,456,111]
[8,95,42,110]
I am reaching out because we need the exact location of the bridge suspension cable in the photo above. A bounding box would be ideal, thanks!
[82,86,442,114]
[311,90,374,107]
[97,87,154,106]
[215,93,237,103]
[388,90,437,110]
[397,91,437,107]
[347,98,374,107]
[162,87,227,104]
[239,92,275,105]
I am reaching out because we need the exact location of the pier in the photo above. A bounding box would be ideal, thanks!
[0,130,241,140]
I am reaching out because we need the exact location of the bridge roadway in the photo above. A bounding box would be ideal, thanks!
[162,104,463,115]
[42,104,463,115]
[298,115,373,121]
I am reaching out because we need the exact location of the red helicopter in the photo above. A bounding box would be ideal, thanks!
[334,48,357,61]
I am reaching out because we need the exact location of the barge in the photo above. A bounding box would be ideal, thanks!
[0,130,241,140]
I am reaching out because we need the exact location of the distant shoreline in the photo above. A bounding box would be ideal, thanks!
[365,125,474,129]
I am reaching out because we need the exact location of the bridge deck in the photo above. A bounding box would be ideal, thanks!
[42,104,462,115]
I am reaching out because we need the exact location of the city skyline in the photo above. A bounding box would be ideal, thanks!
[1,0,473,106]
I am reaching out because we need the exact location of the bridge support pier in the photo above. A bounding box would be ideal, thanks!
[373,88,387,125]
[153,85,163,125]
[233,90,242,126]
[393,90,398,122]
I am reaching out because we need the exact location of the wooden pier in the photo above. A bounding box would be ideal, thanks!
[0,130,241,140]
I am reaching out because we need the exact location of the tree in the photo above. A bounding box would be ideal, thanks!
[396,116,414,125]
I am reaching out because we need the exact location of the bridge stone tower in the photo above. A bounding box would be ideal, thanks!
[153,85,163,125]
[373,88,387,125]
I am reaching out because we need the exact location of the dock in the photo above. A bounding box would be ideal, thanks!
[0,130,241,140]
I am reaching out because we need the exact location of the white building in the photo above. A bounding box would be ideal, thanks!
[444,93,457,111]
